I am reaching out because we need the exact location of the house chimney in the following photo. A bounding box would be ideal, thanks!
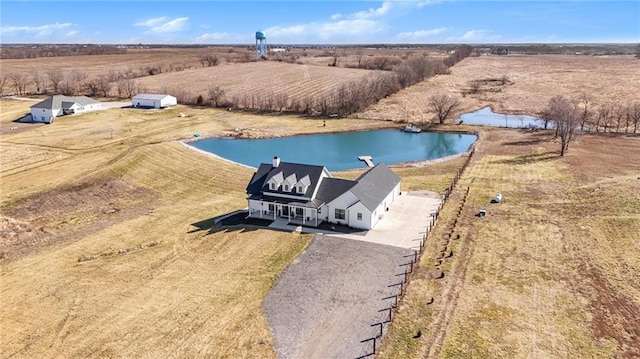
[272,156,280,167]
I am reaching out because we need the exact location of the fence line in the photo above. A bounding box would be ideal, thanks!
[355,142,477,358]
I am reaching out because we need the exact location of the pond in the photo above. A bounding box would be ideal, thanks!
[459,107,546,128]
[189,129,477,171]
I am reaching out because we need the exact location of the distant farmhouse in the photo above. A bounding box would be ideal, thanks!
[246,157,401,230]
[29,95,102,124]
[132,93,177,109]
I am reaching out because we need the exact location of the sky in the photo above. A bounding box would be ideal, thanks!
[1,1,638,44]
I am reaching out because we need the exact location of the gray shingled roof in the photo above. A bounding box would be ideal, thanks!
[349,163,401,211]
[315,178,357,204]
[30,95,100,110]
[246,161,326,198]
[246,160,400,213]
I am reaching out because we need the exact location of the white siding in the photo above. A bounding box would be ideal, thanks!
[30,108,59,123]
[347,202,372,230]
[160,96,177,108]
[326,191,359,226]
[133,98,159,108]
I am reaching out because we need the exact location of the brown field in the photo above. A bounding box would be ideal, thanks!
[1,51,639,359]
[134,61,383,102]
[0,45,445,97]
[378,129,640,358]
[0,99,396,358]
[359,54,640,122]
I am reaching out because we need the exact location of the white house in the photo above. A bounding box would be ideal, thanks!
[246,157,401,230]
[29,95,102,124]
[132,93,177,109]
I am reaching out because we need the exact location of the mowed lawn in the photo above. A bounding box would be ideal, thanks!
[0,99,395,358]
[378,129,640,358]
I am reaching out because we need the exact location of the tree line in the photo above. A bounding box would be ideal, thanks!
[187,45,474,117]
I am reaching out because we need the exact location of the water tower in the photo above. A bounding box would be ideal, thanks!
[255,30,267,59]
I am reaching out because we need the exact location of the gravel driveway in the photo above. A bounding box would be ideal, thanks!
[264,235,413,359]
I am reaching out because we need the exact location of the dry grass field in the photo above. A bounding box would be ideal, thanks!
[358,55,640,122]
[133,61,383,103]
[0,98,397,358]
[377,129,640,358]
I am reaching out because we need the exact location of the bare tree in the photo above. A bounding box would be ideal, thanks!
[627,102,640,134]
[30,68,47,94]
[97,75,112,97]
[47,69,64,94]
[0,74,8,96]
[429,93,460,124]
[597,104,614,133]
[354,48,365,68]
[207,85,226,107]
[576,93,591,131]
[116,78,137,98]
[199,55,219,67]
[329,48,343,67]
[546,96,579,156]
[9,72,29,95]
[85,77,101,97]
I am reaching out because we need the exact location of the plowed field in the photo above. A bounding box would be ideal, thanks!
[134,61,383,101]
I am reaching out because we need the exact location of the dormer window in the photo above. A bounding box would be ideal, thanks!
[298,186,303,193]
[270,183,276,190]
[284,184,289,191]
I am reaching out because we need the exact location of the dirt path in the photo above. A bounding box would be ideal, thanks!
[264,235,413,359]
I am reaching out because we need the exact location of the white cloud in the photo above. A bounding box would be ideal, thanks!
[134,16,189,34]
[397,27,449,39]
[0,22,73,37]
[265,25,308,38]
[353,1,394,19]
[265,19,383,42]
[134,17,167,28]
[262,0,440,43]
[64,30,79,38]
[320,19,381,38]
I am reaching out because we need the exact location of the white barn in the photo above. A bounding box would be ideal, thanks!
[245,157,401,230]
[29,95,102,124]
[132,93,177,109]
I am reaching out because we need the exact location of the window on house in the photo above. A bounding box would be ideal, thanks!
[298,186,303,193]
[296,208,303,216]
[270,183,275,190]
[335,209,345,220]
[284,184,289,191]
[268,204,274,211]
[357,213,362,221]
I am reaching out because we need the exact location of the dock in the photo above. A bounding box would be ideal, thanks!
[358,155,374,168]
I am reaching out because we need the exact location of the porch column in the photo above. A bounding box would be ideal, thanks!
[288,206,291,221]
[260,202,263,218]
[302,209,305,224]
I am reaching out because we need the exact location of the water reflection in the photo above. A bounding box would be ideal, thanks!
[189,129,477,171]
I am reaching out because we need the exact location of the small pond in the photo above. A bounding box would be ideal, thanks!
[190,129,477,171]
[460,107,546,128]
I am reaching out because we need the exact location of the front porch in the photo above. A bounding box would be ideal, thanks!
[247,201,323,227]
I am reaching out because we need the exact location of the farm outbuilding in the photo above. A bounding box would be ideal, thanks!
[132,93,177,109]
[29,95,102,124]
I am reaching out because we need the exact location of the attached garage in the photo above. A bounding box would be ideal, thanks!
[132,94,177,109]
